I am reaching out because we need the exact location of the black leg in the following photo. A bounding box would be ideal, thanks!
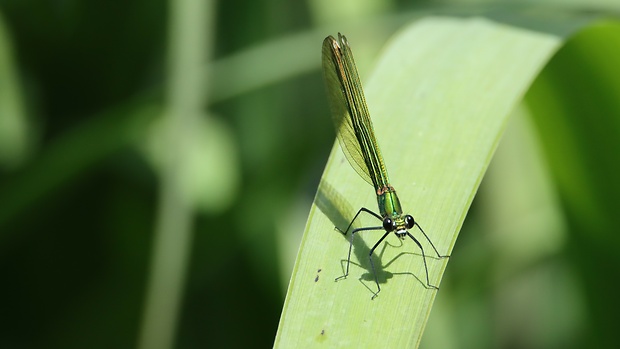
[406,232,439,289]
[335,209,450,297]
[337,207,382,235]
[368,231,391,299]
[415,223,450,259]
[335,225,383,282]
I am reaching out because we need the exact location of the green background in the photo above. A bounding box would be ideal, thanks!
[0,0,619,348]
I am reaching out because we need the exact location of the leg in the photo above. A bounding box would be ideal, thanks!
[415,223,450,259]
[368,231,391,299]
[335,226,383,281]
[337,207,382,235]
[406,232,439,290]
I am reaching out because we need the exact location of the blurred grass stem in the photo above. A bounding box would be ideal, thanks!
[137,1,214,349]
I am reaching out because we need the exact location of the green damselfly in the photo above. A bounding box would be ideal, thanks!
[322,33,449,299]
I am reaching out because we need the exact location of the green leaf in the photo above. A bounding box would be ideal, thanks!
[274,16,596,347]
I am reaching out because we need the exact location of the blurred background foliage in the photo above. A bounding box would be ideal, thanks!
[0,0,619,348]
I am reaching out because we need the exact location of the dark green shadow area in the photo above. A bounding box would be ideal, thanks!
[315,180,390,290]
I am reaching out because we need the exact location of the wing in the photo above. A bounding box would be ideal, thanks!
[321,33,389,190]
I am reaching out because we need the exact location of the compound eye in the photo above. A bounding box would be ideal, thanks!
[405,215,415,229]
[383,218,396,231]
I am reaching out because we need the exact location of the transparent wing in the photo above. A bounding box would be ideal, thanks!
[322,35,373,185]
[321,34,389,190]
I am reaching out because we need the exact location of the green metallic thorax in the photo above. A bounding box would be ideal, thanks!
[378,185,411,236]
[377,186,403,218]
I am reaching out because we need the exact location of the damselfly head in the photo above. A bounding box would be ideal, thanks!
[393,214,416,238]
